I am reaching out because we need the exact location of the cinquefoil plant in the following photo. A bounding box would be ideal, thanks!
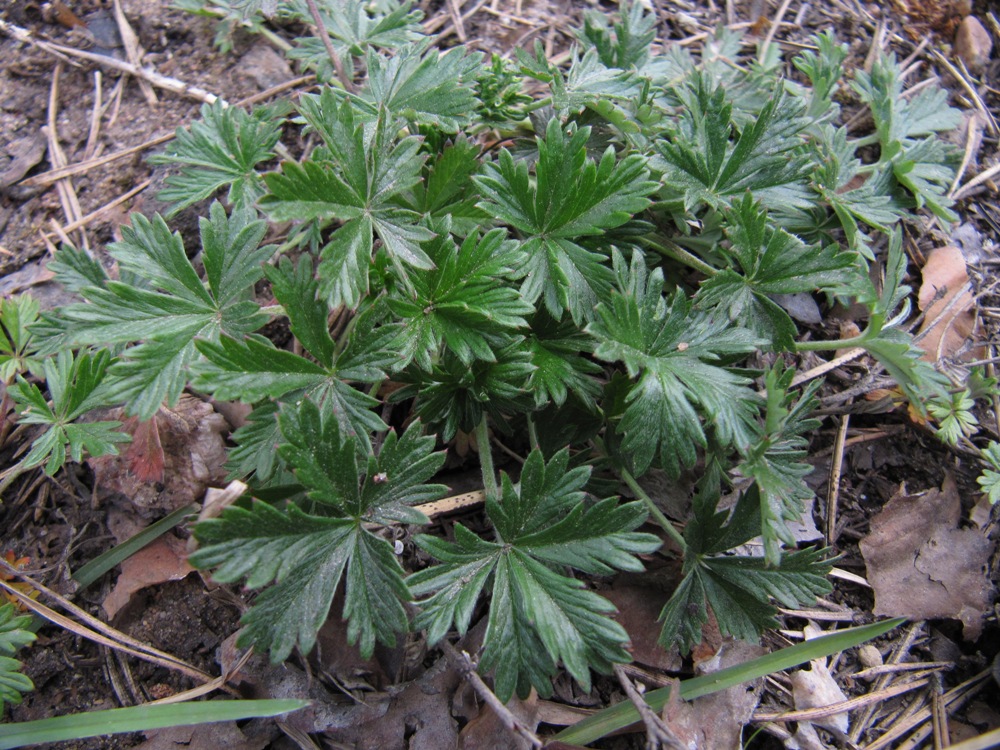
[9,0,962,700]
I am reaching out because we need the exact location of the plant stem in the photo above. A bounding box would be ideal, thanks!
[476,415,499,502]
[526,415,539,452]
[304,0,352,91]
[642,237,718,277]
[794,331,870,352]
[619,467,687,552]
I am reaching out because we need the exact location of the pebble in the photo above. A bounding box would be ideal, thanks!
[953,16,993,74]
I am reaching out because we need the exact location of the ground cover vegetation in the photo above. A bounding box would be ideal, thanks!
[0,0,995,743]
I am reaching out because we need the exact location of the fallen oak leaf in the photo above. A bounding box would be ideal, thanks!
[102,533,194,619]
[859,475,995,640]
[916,245,979,363]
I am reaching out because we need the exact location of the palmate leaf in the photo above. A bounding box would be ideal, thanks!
[696,195,856,349]
[260,96,434,307]
[475,118,657,323]
[193,256,397,450]
[386,224,531,370]
[737,363,822,564]
[517,45,638,119]
[654,74,812,213]
[588,251,763,476]
[148,101,282,216]
[352,42,483,132]
[577,0,656,70]
[190,399,445,661]
[659,546,831,653]
[410,449,660,701]
[0,603,35,709]
[0,295,43,382]
[284,0,423,81]
[659,484,832,653]
[852,55,960,222]
[51,203,272,419]
[525,312,602,408]
[7,349,129,476]
[400,137,488,235]
[392,345,535,441]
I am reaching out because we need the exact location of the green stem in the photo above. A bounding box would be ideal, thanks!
[526,415,539,452]
[794,331,870,352]
[476,415,499,502]
[522,97,552,113]
[641,237,718,277]
[619,467,687,553]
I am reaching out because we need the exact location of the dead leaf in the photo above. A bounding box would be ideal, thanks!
[662,639,766,748]
[0,133,47,188]
[789,625,849,736]
[135,720,272,750]
[917,245,979,362]
[102,533,193,618]
[859,476,996,640]
[605,572,683,672]
[89,395,229,516]
[459,689,539,750]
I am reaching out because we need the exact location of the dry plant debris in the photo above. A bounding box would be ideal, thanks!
[860,476,995,640]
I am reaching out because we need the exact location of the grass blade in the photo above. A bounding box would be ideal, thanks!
[553,618,906,746]
[71,503,198,589]
[0,699,308,749]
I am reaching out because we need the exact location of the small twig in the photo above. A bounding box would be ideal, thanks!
[853,661,953,681]
[112,0,157,105]
[84,71,103,161]
[790,347,866,388]
[826,412,850,547]
[952,161,1000,202]
[19,75,314,189]
[59,179,151,234]
[0,559,217,686]
[46,63,89,254]
[0,18,221,104]
[439,639,543,749]
[850,621,923,743]
[757,0,794,65]
[948,113,985,199]
[863,669,990,750]
[304,0,352,91]
[754,678,929,724]
[614,666,686,750]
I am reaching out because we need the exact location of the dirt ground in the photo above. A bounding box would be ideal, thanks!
[1,0,998,748]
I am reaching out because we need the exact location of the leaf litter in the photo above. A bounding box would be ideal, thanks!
[860,476,995,640]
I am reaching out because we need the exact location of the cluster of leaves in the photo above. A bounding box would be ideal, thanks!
[4,1,974,701]
[0,601,35,711]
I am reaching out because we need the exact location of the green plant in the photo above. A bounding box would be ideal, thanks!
[0,602,35,712]
[8,0,961,703]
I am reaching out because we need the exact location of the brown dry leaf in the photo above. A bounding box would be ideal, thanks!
[102,533,193,618]
[917,245,979,362]
[605,572,683,672]
[134,720,272,750]
[89,395,229,515]
[789,625,849,736]
[859,476,996,640]
[458,689,539,750]
[661,639,766,748]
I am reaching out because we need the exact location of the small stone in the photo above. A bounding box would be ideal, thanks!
[858,644,883,669]
[953,16,993,74]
